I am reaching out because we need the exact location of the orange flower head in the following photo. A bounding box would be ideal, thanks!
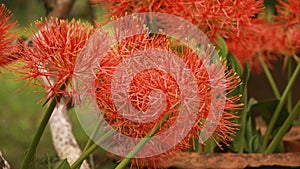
[226,19,283,73]
[17,18,94,100]
[91,0,264,41]
[276,0,300,56]
[227,0,300,72]
[277,0,300,24]
[0,4,18,66]
[93,33,241,168]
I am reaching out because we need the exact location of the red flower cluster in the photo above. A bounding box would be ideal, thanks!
[0,4,17,66]
[95,33,240,168]
[276,0,300,56]
[277,0,300,24]
[91,0,264,41]
[227,0,300,72]
[17,18,94,100]
[226,20,282,73]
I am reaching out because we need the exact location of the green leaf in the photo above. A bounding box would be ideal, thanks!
[244,111,255,149]
[242,63,250,87]
[241,98,259,153]
[249,131,261,153]
[53,159,71,169]
[263,0,278,21]
[229,63,250,153]
[226,52,243,78]
[276,140,285,153]
[203,137,217,153]
[189,136,200,152]
[264,0,278,14]
[270,128,285,153]
[243,98,289,153]
[216,37,228,58]
[23,148,36,169]
[251,99,289,136]
[246,98,258,112]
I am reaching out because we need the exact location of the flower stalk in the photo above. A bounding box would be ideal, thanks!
[21,83,67,169]
[262,63,300,151]
[75,120,102,169]
[259,54,281,99]
[115,114,171,169]
[287,57,293,112]
[71,128,115,169]
[265,100,300,153]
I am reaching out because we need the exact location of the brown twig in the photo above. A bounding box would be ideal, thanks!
[169,152,300,169]
[108,152,300,169]
[0,151,10,169]
[86,0,95,23]
[44,0,76,18]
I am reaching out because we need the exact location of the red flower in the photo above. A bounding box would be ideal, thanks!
[226,1,300,73]
[278,25,300,57]
[277,0,300,24]
[226,19,282,73]
[276,0,300,56]
[0,4,17,66]
[91,0,264,41]
[17,18,94,100]
[94,33,240,168]
[178,0,264,40]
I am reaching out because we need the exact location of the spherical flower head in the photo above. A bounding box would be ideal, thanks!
[176,0,264,40]
[277,0,300,24]
[279,25,300,57]
[94,33,240,168]
[91,0,264,41]
[227,0,300,73]
[17,18,94,100]
[276,0,300,56]
[226,19,282,73]
[0,4,18,66]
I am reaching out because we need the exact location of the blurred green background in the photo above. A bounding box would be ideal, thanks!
[0,70,91,168]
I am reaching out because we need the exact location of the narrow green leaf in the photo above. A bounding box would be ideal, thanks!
[242,63,250,86]
[243,98,261,153]
[248,99,290,153]
[246,98,258,112]
[203,137,217,153]
[244,112,254,152]
[230,63,250,153]
[23,149,36,169]
[226,52,243,78]
[216,37,228,58]
[265,101,300,153]
[251,99,289,136]
[249,131,261,153]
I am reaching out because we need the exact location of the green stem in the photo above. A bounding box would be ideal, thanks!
[115,138,151,169]
[83,120,102,152]
[259,55,281,99]
[191,136,200,152]
[20,90,65,169]
[265,100,300,153]
[262,63,300,151]
[76,120,102,169]
[238,87,248,153]
[115,114,171,169]
[203,137,215,153]
[287,57,293,112]
[71,128,115,169]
